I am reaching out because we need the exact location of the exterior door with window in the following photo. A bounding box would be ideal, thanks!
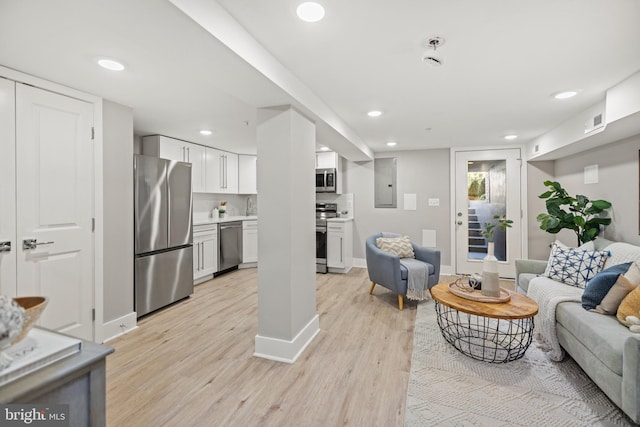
[455,149,522,278]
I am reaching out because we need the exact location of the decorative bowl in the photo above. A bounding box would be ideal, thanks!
[11,296,48,345]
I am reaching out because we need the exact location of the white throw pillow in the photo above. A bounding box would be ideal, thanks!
[376,236,415,258]
[543,242,609,288]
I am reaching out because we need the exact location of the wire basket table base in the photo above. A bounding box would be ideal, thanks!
[435,302,534,363]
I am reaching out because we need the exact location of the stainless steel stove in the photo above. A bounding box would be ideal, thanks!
[316,203,337,273]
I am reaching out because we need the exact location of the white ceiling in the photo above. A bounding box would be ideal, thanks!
[1,0,639,159]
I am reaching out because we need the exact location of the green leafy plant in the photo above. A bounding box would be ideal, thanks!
[482,215,513,242]
[536,180,612,246]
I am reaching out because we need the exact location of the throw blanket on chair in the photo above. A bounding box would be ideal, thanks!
[400,258,430,301]
[527,277,582,361]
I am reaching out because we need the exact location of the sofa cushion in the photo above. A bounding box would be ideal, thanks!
[543,243,608,288]
[376,236,415,258]
[603,242,640,269]
[517,273,538,293]
[556,301,629,375]
[582,263,631,310]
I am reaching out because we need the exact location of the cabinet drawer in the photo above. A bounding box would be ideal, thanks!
[327,223,344,233]
[243,220,258,230]
[194,224,217,234]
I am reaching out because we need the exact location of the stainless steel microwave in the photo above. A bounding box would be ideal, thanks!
[316,168,336,193]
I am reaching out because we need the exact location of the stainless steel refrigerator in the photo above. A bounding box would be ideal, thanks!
[134,154,194,317]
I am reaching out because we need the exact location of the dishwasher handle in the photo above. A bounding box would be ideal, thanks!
[219,222,242,230]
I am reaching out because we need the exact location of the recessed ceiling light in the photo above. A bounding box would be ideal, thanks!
[200,130,212,136]
[97,58,125,71]
[386,141,397,147]
[367,110,383,117]
[554,91,577,100]
[319,146,330,151]
[296,2,325,22]
[504,135,518,141]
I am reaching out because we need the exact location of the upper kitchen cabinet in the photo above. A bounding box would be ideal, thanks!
[205,148,238,194]
[142,135,206,192]
[316,151,341,169]
[238,155,257,194]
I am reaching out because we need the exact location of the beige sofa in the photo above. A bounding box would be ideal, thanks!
[516,238,640,423]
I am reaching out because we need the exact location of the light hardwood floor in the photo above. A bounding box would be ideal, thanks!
[106,268,419,426]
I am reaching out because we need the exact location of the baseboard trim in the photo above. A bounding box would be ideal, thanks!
[254,314,320,364]
[440,265,453,275]
[101,312,138,343]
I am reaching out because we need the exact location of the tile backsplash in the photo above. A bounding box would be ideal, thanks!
[193,193,257,221]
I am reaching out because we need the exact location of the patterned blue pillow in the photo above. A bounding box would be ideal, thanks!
[543,243,609,288]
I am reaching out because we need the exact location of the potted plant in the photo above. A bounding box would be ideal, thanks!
[536,180,611,246]
[482,215,513,245]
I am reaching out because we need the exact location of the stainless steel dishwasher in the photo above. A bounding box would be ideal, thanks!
[219,221,243,272]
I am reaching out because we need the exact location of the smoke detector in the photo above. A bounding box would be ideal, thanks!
[422,36,445,66]
[422,56,444,66]
[425,36,445,50]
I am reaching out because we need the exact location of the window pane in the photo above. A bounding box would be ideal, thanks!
[467,160,507,262]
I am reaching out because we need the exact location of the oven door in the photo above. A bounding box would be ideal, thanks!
[316,226,328,273]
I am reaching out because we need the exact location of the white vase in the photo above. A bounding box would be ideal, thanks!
[482,242,500,297]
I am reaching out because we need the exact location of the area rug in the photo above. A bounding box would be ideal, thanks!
[405,302,634,426]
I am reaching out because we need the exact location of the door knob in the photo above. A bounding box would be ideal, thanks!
[457,221,463,225]
[0,241,10,252]
[23,238,54,250]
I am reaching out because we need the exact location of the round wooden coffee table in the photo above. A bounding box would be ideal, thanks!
[430,282,539,363]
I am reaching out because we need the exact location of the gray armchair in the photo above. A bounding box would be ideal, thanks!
[366,232,441,310]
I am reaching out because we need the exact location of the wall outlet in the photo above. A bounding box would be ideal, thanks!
[428,198,440,207]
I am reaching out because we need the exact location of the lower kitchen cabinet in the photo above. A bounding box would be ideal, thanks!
[242,220,258,264]
[327,220,353,273]
[194,224,217,281]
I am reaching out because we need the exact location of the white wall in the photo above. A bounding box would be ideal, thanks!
[527,133,640,260]
[553,134,640,246]
[345,149,451,265]
[102,100,134,322]
[526,160,556,259]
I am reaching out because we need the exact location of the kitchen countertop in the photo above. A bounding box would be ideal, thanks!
[326,217,353,223]
[194,215,257,226]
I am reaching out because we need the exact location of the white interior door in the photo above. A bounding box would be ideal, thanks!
[455,149,522,278]
[16,83,94,340]
[0,78,16,297]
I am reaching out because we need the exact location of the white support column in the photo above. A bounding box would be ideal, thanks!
[254,106,319,363]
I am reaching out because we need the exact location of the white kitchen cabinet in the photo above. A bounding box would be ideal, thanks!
[327,220,353,273]
[193,225,218,281]
[205,148,238,193]
[242,220,258,264]
[142,135,206,192]
[316,151,340,169]
[238,154,257,194]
